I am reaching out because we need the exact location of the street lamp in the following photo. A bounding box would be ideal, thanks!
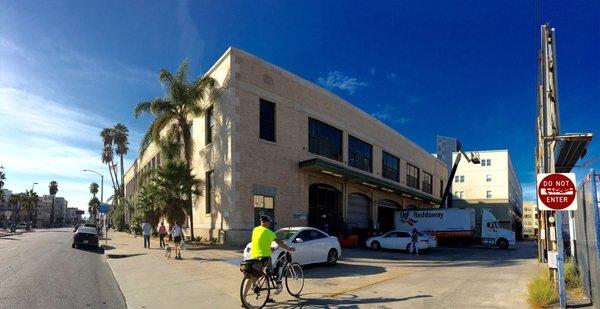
[31,182,38,192]
[82,169,104,203]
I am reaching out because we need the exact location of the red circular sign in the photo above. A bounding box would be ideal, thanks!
[537,174,576,210]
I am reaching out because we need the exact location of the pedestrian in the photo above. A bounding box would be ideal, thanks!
[410,228,419,256]
[158,222,167,248]
[170,221,184,259]
[142,220,152,249]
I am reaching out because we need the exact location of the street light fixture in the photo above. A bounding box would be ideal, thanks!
[82,169,104,203]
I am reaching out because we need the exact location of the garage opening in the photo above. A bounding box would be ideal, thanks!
[347,193,372,245]
[308,184,342,235]
[378,199,401,233]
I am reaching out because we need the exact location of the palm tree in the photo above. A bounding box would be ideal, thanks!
[113,123,129,191]
[0,171,5,203]
[8,194,19,226]
[89,182,99,198]
[101,130,119,192]
[22,190,39,229]
[134,60,215,239]
[88,196,101,222]
[49,181,58,228]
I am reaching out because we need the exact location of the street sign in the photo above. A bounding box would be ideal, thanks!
[98,203,110,214]
[75,210,84,215]
[537,173,577,211]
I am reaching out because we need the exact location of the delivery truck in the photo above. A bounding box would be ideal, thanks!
[394,208,516,249]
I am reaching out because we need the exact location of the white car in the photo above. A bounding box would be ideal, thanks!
[419,232,438,249]
[366,230,430,251]
[243,227,342,266]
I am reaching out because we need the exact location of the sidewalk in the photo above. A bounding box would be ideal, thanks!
[103,232,411,308]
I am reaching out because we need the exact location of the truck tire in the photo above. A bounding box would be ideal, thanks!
[497,238,509,249]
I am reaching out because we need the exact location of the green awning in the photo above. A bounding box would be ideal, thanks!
[299,158,441,205]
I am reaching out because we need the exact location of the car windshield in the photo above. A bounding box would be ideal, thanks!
[276,229,299,240]
[77,227,97,234]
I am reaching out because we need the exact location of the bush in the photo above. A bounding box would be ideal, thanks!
[527,275,558,308]
[564,260,582,289]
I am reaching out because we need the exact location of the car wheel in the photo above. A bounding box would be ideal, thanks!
[371,241,381,250]
[326,249,338,266]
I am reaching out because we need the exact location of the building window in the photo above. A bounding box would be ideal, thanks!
[205,106,214,145]
[406,163,420,189]
[454,175,465,183]
[205,171,214,214]
[422,172,433,194]
[382,151,399,182]
[348,136,372,172]
[308,118,343,161]
[253,195,274,209]
[486,174,492,182]
[440,180,444,197]
[259,99,276,142]
[460,191,464,198]
[481,159,491,166]
[486,190,492,198]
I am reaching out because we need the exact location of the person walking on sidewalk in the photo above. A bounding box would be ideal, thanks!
[142,221,152,249]
[410,228,419,256]
[158,222,167,248]
[170,222,184,259]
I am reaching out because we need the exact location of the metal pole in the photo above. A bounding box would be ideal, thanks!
[100,174,104,204]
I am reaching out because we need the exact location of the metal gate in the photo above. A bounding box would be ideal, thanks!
[574,169,600,306]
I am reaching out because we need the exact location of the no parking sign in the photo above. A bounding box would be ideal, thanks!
[537,173,578,211]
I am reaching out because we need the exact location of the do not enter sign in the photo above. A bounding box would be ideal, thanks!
[536,173,577,211]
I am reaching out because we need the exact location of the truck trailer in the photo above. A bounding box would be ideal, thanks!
[395,208,516,249]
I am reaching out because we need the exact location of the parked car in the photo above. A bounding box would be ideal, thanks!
[16,222,28,230]
[419,232,438,249]
[243,227,342,266]
[72,226,100,249]
[366,230,430,251]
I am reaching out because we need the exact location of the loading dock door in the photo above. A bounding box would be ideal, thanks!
[347,193,371,229]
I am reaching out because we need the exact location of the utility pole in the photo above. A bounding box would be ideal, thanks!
[536,23,566,308]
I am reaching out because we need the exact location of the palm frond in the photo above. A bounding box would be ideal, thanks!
[133,101,153,118]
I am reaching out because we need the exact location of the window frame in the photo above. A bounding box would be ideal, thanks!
[382,151,400,182]
[422,171,433,194]
[308,118,343,162]
[259,99,276,142]
[205,170,214,214]
[205,106,214,145]
[406,163,420,189]
[348,135,373,172]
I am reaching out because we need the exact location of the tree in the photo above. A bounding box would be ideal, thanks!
[89,182,99,198]
[21,190,39,229]
[8,194,20,226]
[113,123,129,195]
[0,171,5,204]
[88,196,101,222]
[48,181,58,228]
[134,60,215,239]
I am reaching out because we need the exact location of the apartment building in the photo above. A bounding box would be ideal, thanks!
[522,201,538,238]
[452,150,523,235]
[124,48,448,245]
[36,195,68,227]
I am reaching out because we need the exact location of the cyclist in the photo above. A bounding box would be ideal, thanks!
[243,215,294,300]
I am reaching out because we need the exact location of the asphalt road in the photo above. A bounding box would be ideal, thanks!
[0,228,126,309]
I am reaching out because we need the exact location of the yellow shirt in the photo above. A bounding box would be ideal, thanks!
[251,226,277,258]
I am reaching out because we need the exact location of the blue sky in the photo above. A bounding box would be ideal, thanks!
[1,1,598,210]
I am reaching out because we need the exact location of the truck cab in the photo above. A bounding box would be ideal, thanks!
[480,209,516,249]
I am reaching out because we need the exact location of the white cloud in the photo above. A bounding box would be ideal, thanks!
[522,182,537,201]
[317,71,367,95]
[371,104,411,124]
[0,87,138,211]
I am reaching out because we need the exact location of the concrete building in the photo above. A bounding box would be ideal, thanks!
[36,195,68,227]
[522,201,538,238]
[0,188,13,227]
[451,150,523,235]
[124,48,448,245]
[436,136,460,177]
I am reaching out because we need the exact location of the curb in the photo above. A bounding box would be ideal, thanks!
[101,244,131,309]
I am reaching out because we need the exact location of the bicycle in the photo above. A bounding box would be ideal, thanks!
[240,250,304,309]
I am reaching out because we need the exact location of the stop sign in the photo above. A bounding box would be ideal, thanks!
[537,173,577,211]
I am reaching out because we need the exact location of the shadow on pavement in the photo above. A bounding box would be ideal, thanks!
[102,245,116,250]
[0,237,21,240]
[271,293,432,308]
[74,245,105,254]
[303,262,386,279]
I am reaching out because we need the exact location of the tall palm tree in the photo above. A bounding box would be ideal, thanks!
[8,194,19,226]
[113,123,129,192]
[88,196,100,222]
[101,129,119,192]
[49,181,58,228]
[0,171,5,203]
[134,60,215,239]
[89,182,99,198]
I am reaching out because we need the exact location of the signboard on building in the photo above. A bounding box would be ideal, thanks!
[75,210,84,215]
[537,173,577,211]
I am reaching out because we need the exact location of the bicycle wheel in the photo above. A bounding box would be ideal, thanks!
[240,273,270,309]
[285,262,304,297]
